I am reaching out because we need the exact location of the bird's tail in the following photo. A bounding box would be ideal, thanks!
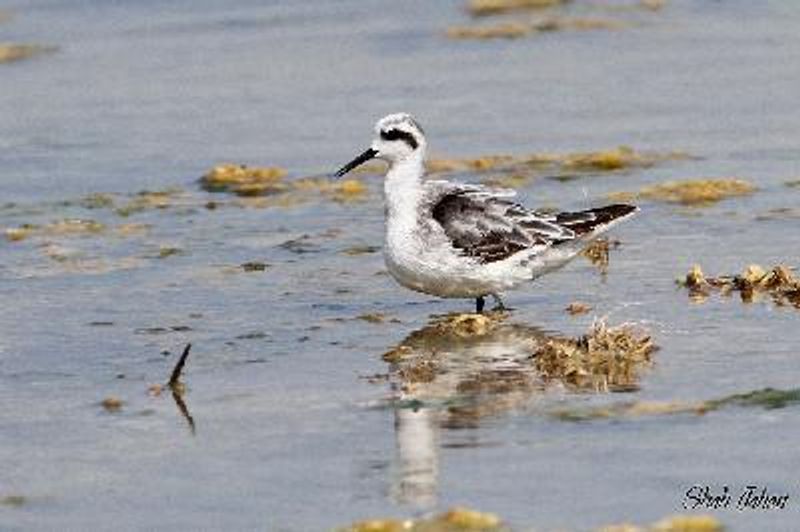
[556,204,638,239]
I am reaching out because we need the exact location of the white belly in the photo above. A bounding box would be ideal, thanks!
[383,222,527,298]
[381,179,585,299]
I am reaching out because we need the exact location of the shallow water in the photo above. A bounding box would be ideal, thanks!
[1,1,800,530]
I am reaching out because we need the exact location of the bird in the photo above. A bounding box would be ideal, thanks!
[334,113,638,313]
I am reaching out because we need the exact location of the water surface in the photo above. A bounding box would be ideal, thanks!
[1,1,799,530]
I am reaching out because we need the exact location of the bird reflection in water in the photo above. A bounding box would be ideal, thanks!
[385,311,549,508]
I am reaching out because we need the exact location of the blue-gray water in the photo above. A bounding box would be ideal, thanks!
[1,1,799,530]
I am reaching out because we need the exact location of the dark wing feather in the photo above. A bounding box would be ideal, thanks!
[430,187,574,263]
[554,204,638,236]
[429,184,637,264]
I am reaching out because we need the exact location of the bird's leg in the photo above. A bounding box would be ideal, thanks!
[490,293,508,311]
[475,296,485,314]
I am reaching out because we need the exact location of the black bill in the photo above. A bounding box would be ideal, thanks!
[334,147,377,178]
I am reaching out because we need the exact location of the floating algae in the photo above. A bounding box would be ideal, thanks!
[678,264,800,308]
[467,0,566,17]
[552,387,800,422]
[5,217,148,243]
[292,177,368,203]
[600,514,723,532]
[706,387,800,410]
[357,312,390,324]
[548,146,693,180]
[532,320,656,392]
[341,245,381,256]
[536,16,626,33]
[397,312,504,341]
[479,173,535,189]
[115,188,187,216]
[200,163,368,202]
[446,22,533,40]
[594,0,668,14]
[155,246,184,259]
[100,396,124,412]
[4,219,105,242]
[341,509,722,532]
[452,0,672,41]
[754,207,800,221]
[3,189,198,219]
[649,515,723,532]
[80,192,115,209]
[340,506,506,532]
[329,147,688,182]
[0,495,28,508]
[638,0,668,11]
[200,164,287,196]
[562,145,653,172]
[446,16,625,40]
[426,155,517,174]
[614,178,756,207]
[0,43,57,64]
[552,400,710,422]
[240,261,268,272]
[566,301,592,315]
[4,224,37,242]
[582,237,620,274]
[465,0,667,18]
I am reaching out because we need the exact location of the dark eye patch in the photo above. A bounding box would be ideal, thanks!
[380,128,418,149]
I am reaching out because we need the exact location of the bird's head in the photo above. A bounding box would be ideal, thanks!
[335,113,426,178]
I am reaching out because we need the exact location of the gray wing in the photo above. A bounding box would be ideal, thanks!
[426,182,637,264]
[427,184,575,264]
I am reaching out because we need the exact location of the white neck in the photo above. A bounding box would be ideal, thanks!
[384,153,425,219]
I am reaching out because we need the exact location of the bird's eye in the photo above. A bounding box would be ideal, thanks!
[380,128,418,149]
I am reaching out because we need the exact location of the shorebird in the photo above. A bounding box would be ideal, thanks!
[335,113,638,313]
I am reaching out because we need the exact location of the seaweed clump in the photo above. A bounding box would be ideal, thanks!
[600,514,723,532]
[562,145,653,172]
[340,506,506,532]
[4,219,105,242]
[532,320,656,392]
[114,188,187,216]
[613,178,756,206]
[582,237,620,274]
[340,509,722,532]
[551,387,800,422]
[467,0,565,17]
[678,264,800,308]
[200,164,288,196]
[446,16,625,40]
[446,21,533,39]
[382,313,504,367]
[1,495,28,507]
[450,0,672,40]
[200,164,367,203]
[0,43,57,64]
[566,302,592,315]
[345,147,689,183]
[292,176,368,203]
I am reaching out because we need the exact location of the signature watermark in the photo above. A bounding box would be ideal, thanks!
[683,485,789,511]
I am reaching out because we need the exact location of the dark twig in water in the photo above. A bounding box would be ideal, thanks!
[168,343,191,388]
[171,387,196,435]
[167,343,195,434]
